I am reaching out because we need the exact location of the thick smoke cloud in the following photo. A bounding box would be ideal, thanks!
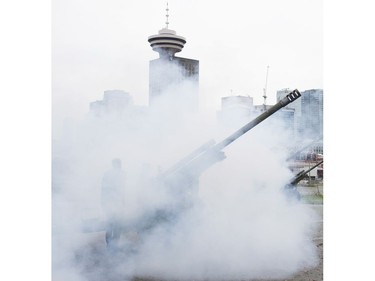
[52,61,319,281]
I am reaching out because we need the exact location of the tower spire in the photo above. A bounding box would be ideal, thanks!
[165,2,169,28]
[148,2,186,59]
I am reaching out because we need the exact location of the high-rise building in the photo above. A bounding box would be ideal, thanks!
[148,10,199,113]
[216,93,296,138]
[277,88,302,136]
[300,89,323,139]
[277,88,324,138]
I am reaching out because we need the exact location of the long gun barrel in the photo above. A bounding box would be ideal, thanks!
[215,89,301,150]
[288,160,324,186]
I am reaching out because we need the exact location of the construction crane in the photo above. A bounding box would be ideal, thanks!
[263,65,270,111]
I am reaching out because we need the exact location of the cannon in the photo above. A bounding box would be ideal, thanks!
[284,160,324,200]
[134,89,303,229]
[143,90,301,208]
[287,160,324,187]
[83,89,303,241]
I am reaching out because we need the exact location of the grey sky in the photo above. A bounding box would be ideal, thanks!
[52,0,322,128]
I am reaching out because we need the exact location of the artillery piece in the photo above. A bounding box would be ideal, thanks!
[288,160,324,186]
[284,160,324,200]
[83,89,303,241]
[127,89,302,231]
[159,89,302,201]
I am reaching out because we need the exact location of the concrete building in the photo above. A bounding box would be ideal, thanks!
[217,95,254,126]
[300,89,323,139]
[277,88,302,136]
[277,88,323,140]
[89,90,134,117]
[148,19,199,113]
[217,93,296,138]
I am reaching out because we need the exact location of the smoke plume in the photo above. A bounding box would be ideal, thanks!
[52,62,319,281]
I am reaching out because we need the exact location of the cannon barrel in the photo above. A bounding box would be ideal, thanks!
[215,89,301,150]
[288,160,324,186]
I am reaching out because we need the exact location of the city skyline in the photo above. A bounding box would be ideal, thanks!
[53,0,322,133]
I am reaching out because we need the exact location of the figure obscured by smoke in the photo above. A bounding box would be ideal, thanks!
[101,158,126,251]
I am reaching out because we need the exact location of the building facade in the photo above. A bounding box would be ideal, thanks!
[217,95,254,126]
[300,89,323,139]
[277,88,302,136]
[89,90,133,117]
[277,88,323,141]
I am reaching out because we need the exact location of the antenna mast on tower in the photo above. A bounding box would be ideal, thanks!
[165,2,169,28]
[263,65,270,110]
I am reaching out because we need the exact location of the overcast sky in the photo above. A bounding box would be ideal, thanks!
[52,0,322,125]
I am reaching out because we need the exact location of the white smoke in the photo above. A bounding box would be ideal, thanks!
[52,61,319,281]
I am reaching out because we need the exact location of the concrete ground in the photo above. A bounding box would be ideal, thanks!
[274,183,323,281]
[261,204,323,281]
[276,183,323,281]
[69,183,324,281]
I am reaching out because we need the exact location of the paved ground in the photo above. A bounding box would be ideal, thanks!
[268,204,323,281]
[132,204,324,281]
[277,184,323,281]
[70,181,324,281]
[250,183,324,281]
[71,203,323,281]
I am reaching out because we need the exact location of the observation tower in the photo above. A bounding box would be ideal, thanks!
[148,3,199,112]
